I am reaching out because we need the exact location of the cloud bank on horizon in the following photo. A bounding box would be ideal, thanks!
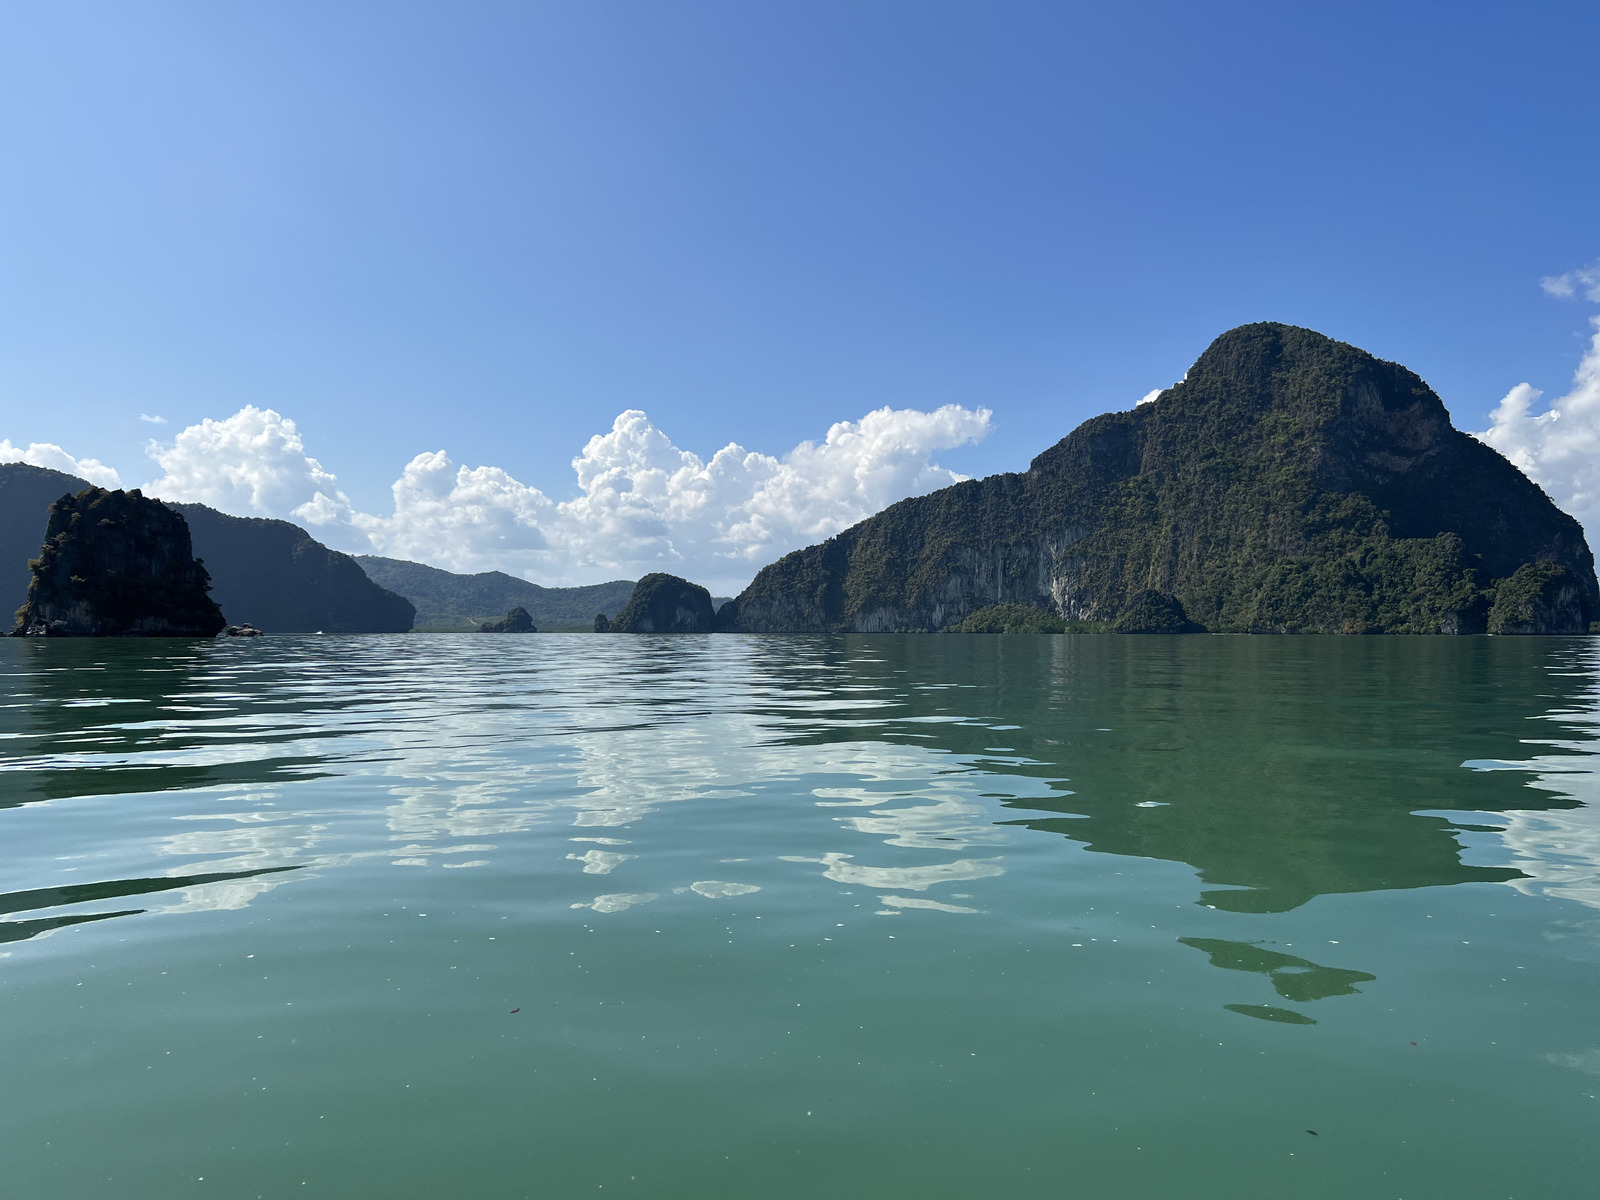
[1475,258,1600,544]
[133,402,992,591]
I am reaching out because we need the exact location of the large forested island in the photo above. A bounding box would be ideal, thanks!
[718,323,1599,635]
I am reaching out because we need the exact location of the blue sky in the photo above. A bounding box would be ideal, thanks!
[2,2,1598,588]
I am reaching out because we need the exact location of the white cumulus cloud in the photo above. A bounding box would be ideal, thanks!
[143,405,353,526]
[1477,315,1600,543]
[729,404,992,555]
[354,451,556,573]
[0,440,123,489]
[554,408,742,574]
[1542,259,1600,303]
[356,404,990,588]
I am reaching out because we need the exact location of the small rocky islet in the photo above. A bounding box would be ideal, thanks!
[594,574,718,633]
[5,322,1598,637]
[478,606,537,633]
[10,487,225,637]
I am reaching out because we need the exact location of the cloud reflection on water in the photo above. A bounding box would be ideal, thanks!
[575,893,658,913]
[3,635,1599,947]
[1450,643,1600,909]
[779,852,1006,892]
[569,850,633,875]
[876,895,979,914]
[690,881,761,898]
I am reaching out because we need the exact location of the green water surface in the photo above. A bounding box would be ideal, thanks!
[1,634,1596,1198]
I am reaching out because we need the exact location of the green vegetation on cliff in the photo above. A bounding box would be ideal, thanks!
[1114,589,1195,634]
[948,593,1190,634]
[13,487,225,637]
[602,574,718,633]
[722,324,1598,635]
[1486,562,1586,635]
[952,604,1067,633]
[950,604,1100,633]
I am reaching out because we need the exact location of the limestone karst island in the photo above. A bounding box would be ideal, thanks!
[10,10,1600,1195]
[6,324,1596,638]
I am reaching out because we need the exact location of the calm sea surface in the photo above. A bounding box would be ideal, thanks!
[1,634,1597,1198]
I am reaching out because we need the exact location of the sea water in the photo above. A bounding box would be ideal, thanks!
[1,634,1596,1198]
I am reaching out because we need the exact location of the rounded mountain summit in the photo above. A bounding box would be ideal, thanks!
[717,323,1599,635]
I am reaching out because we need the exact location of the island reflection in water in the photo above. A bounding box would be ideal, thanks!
[3,636,1596,988]
[0,643,1587,953]
[4,633,1600,1197]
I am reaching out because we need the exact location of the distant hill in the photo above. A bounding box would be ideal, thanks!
[720,323,1599,635]
[355,557,637,631]
[172,504,414,633]
[0,463,414,632]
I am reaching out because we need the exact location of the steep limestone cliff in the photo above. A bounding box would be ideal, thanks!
[719,323,1598,635]
[12,487,226,637]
